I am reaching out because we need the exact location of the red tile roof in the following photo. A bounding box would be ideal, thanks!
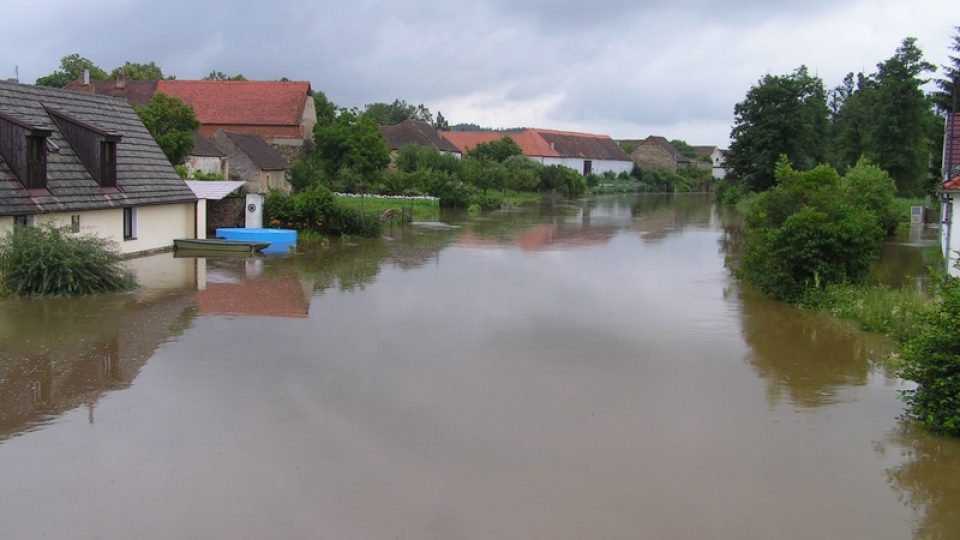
[943,173,960,191]
[945,113,960,182]
[441,128,629,160]
[65,79,312,138]
[156,80,309,128]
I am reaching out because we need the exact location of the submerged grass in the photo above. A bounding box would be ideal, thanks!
[798,282,933,342]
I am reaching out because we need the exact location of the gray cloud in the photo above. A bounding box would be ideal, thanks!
[0,0,954,144]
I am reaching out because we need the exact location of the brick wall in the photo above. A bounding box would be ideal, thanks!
[207,196,245,232]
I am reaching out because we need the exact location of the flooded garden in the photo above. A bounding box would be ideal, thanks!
[1,194,959,539]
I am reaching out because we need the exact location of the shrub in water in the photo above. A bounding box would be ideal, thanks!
[899,279,960,437]
[0,225,133,297]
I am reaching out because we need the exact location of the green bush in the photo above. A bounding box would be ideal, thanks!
[264,185,382,237]
[469,193,503,211]
[736,158,885,301]
[898,279,960,436]
[0,224,134,296]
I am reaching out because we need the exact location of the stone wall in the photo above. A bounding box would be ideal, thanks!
[631,143,677,172]
[207,196,245,232]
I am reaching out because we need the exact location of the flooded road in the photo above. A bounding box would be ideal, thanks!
[1,194,958,539]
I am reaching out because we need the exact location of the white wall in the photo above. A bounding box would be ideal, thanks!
[30,202,196,255]
[711,149,727,179]
[943,192,960,277]
[185,156,227,177]
[0,216,11,236]
[542,157,633,176]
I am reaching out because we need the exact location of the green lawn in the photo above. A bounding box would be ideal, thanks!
[334,194,440,222]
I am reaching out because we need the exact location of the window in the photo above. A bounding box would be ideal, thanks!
[100,141,117,187]
[123,207,137,240]
[13,215,33,227]
[70,215,80,233]
[583,160,593,175]
[25,136,47,189]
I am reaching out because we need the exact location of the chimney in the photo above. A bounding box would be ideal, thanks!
[116,67,126,89]
[82,68,90,86]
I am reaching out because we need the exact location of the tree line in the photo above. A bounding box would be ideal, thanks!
[726,31,960,197]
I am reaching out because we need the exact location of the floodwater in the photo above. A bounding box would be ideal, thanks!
[1,194,958,540]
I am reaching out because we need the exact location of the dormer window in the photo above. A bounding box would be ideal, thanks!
[25,135,48,189]
[45,107,121,189]
[0,112,52,190]
[100,140,117,187]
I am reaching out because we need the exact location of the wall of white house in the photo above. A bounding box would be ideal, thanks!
[4,203,196,256]
[542,157,633,176]
[941,192,960,277]
[711,149,727,179]
[185,156,228,178]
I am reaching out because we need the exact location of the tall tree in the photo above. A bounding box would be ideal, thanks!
[136,94,199,165]
[867,37,936,195]
[434,111,450,131]
[828,72,875,172]
[363,99,433,125]
[727,66,830,191]
[312,109,390,179]
[110,61,166,81]
[313,91,338,128]
[35,54,108,87]
[933,26,960,114]
[203,70,246,81]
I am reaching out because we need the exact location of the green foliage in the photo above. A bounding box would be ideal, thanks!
[264,185,382,237]
[434,111,450,131]
[0,225,133,296]
[175,164,225,181]
[827,38,937,195]
[287,152,326,192]
[203,70,246,81]
[619,142,636,155]
[110,61,165,80]
[933,26,960,114]
[840,158,899,234]
[36,54,108,87]
[364,99,432,125]
[728,66,830,192]
[313,109,390,179]
[539,165,586,197]
[670,139,698,159]
[799,282,931,341]
[736,158,886,301]
[136,93,199,165]
[898,278,960,436]
[313,91,338,127]
[467,137,522,163]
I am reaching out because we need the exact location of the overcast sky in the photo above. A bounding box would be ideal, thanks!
[1,0,955,145]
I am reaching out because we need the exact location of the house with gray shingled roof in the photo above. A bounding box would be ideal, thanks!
[211,130,289,193]
[0,81,198,256]
[380,119,462,157]
[620,136,693,173]
[185,132,229,179]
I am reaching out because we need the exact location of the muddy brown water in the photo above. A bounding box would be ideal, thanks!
[1,194,958,539]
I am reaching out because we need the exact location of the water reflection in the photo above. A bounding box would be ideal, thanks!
[0,194,956,539]
[881,424,960,539]
[736,285,894,408]
[0,291,194,440]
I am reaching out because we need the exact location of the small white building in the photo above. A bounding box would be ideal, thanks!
[939,113,960,276]
[0,81,197,256]
[184,132,228,178]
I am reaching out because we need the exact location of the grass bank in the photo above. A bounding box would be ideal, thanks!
[798,283,933,341]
